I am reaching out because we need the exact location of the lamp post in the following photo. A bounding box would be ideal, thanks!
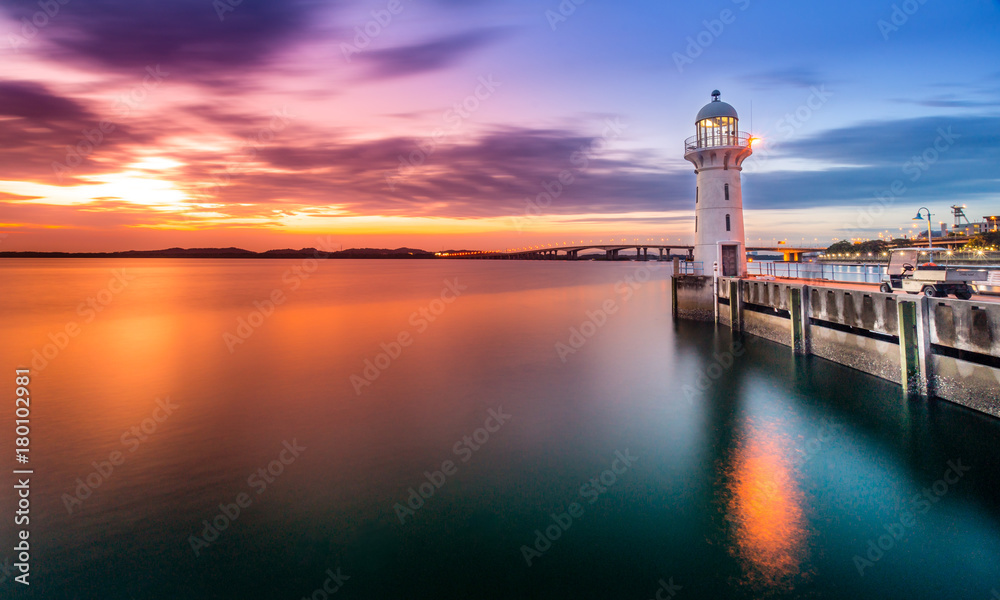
[913,207,933,249]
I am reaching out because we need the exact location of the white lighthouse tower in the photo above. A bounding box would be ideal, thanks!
[684,90,753,277]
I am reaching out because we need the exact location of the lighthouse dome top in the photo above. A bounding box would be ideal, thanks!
[696,90,738,122]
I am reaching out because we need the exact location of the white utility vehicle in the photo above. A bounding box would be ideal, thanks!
[879,248,986,300]
[975,270,1000,295]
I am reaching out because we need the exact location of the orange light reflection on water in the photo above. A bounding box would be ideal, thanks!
[724,420,810,591]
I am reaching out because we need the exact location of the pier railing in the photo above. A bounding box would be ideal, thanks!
[676,261,704,275]
[819,251,1000,265]
[747,261,888,283]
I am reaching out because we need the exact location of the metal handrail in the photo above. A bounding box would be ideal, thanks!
[684,131,751,152]
[747,261,888,283]
[676,261,704,275]
[820,251,1000,265]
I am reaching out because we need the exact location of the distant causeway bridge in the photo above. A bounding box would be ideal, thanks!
[439,244,694,260]
[439,243,823,262]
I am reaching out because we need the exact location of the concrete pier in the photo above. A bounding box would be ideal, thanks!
[675,275,1000,418]
[671,275,715,321]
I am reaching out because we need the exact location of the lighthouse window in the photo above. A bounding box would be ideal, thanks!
[695,216,698,232]
[696,187,699,203]
[724,184,730,201]
[720,117,735,145]
[726,214,731,231]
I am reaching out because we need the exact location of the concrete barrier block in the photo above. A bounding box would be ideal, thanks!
[929,354,1000,419]
[929,299,1000,357]
[809,325,901,384]
[673,275,715,322]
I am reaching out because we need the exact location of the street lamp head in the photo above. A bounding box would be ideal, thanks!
[913,212,924,221]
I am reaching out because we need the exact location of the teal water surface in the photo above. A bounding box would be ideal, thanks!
[0,259,998,599]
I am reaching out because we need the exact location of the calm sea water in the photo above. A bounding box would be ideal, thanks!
[1,259,999,599]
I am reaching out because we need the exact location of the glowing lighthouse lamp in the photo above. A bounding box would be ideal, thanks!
[683,90,754,277]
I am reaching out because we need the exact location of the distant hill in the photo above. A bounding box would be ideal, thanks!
[0,247,438,259]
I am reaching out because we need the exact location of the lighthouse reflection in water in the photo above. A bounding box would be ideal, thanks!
[720,418,811,592]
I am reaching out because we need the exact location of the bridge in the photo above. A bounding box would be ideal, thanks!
[756,237,979,262]
[440,239,982,262]
[746,245,824,262]
[439,244,694,261]
[924,236,974,249]
[440,243,827,262]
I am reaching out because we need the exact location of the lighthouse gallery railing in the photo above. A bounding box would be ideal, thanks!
[684,131,752,152]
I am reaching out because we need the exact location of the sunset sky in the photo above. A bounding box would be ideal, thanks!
[1,0,998,252]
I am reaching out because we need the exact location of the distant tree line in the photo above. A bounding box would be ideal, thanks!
[824,239,889,256]
[826,230,1000,254]
[965,231,1000,249]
